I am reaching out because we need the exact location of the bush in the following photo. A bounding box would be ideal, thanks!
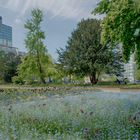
[12,76,25,84]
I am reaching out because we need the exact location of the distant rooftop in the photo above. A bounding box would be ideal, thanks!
[0,16,12,28]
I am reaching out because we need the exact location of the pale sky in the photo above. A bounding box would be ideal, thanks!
[0,0,100,60]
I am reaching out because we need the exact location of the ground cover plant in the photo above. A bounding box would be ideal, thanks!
[0,87,140,139]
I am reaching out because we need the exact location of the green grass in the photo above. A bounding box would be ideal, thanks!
[0,88,140,139]
[1,82,140,90]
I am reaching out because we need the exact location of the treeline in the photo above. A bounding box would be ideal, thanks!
[0,9,128,85]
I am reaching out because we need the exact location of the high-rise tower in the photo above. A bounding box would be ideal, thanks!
[0,16,12,47]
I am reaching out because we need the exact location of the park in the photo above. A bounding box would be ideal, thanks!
[0,0,140,139]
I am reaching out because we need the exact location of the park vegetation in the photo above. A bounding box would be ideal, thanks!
[0,2,140,140]
[0,9,121,85]
[0,0,140,85]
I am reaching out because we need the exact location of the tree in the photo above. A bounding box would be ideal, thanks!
[17,9,50,84]
[4,53,21,83]
[58,19,112,84]
[0,51,21,83]
[93,0,140,66]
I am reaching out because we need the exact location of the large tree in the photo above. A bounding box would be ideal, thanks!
[93,0,140,65]
[17,9,49,84]
[58,19,112,84]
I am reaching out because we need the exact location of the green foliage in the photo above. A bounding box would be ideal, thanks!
[93,0,140,65]
[0,51,6,81]
[44,56,62,82]
[17,9,50,84]
[135,68,140,80]
[12,76,25,84]
[4,53,21,83]
[0,51,21,83]
[58,19,112,84]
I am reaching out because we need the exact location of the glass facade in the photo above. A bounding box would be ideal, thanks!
[0,17,12,47]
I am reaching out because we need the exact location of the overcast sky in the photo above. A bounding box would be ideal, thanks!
[0,0,100,60]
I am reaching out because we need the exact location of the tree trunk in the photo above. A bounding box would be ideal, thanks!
[90,73,98,85]
[36,50,46,84]
[40,74,46,84]
[38,62,46,84]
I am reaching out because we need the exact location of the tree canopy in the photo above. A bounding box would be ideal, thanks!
[58,19,113,84]
[93,0,140,65]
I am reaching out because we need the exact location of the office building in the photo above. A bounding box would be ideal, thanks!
[0,16,18,54]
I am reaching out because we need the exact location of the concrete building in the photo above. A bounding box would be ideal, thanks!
[0,16,18,54]
[124,54,136,83]
[114,44,136,83]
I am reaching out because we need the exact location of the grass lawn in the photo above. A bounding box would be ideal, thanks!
[0,86,140,139]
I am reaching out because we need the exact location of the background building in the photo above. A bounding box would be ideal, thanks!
[0,16,18,54]
[124,54,136,83]
[115,44,136,83]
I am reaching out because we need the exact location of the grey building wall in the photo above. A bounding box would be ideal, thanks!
[0,45,18,54]
[124,54,136,83]
[115,44,136,83]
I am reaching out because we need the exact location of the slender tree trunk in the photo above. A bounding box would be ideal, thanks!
[40,74,46,84]
[38,62,46,84]
[90,73,98,85]
[37,60,46,84]
[36,50,46,84]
